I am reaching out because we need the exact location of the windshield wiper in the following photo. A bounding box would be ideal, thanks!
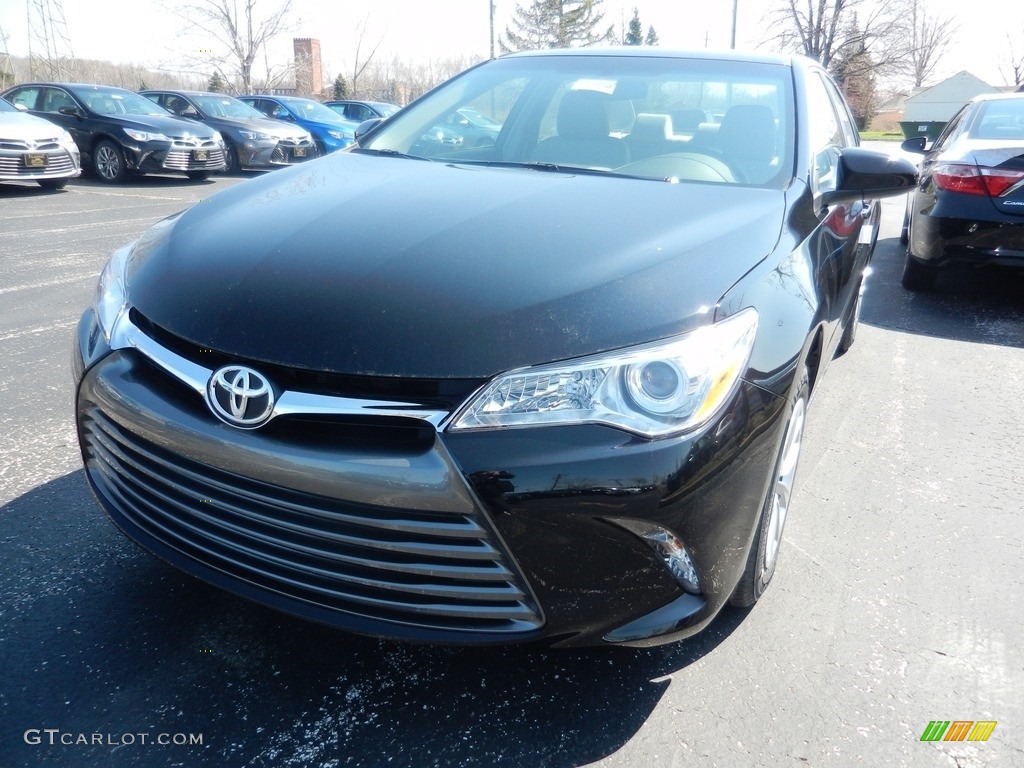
[450,159,670,181]
[353,148,433,161]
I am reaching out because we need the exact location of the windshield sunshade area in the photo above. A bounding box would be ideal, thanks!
[357,53,794,187]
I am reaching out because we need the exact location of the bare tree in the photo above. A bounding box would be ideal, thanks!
[1000,34,1024,88]
[175,0,293,94]
[347,13,385,99]
[897,0,956,88]
[769,0,902,74]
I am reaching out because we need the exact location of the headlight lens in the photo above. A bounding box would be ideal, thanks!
[210,130,223,145]
[93,214,180,342]
[57,129,77,151]
[240,130,273,140]
[327,129,352,141]
[123,128,169,142]
[94,245,130,342]
[450,308,758,438]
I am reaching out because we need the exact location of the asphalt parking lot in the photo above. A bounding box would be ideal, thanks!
[1,167,1023,768]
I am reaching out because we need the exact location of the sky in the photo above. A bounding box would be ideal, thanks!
[1,0,1021,91]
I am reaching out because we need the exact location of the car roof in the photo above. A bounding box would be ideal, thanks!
[967,92,1024,104]
[141,90,241,99]
[9,82,137,92]
[500,47,802,67]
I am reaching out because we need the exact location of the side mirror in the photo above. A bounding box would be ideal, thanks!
[14,102,29,112]
[819,147,918,207]
[354,117,382,143]
[900,136,928,154]
[58,105,84,118]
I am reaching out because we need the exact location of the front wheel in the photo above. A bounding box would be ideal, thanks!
[93,139,128,183]
[731,369,809,608]
[223,143,241,175]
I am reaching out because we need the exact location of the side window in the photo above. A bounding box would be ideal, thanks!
[8,87,41,110]
[821,76,858,147]
[805,73,846,194]
[41,87,76,114]
[143,92,164,108]
[932,105,968,151]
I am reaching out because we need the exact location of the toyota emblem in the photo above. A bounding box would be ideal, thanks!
[206,365,275,428]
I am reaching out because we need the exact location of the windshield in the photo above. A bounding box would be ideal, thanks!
[73,87,169,116]
[282,98,350,124]
[194,95,265,119]
[359,54,794,187]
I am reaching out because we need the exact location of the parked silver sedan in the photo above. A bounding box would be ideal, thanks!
[0,97,80,190]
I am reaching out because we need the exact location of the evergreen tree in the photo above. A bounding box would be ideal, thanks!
[644,25,659,46]
[333,73,349,100]
[208,71,228,93]
[624,9,643,45]
[501,0,615,53]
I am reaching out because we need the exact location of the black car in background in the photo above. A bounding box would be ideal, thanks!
[900,92,1024,290]
[2,83,225,183]
[74,50,916,647]
[141,90,316,174]
[323,99,399,123]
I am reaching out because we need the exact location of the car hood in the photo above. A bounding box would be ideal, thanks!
[104,113,219,139]
[0,110,67,140]
[208,115,310,139]
[128,154,786,378]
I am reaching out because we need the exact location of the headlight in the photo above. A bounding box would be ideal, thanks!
[210,130,223,145]
[93,214,180,342]
[327,129,352,141]
[240,130,273,141]
[123,128,169,142]
[94,245,130,342]
[449,308,758,439]
[57,129,77,151]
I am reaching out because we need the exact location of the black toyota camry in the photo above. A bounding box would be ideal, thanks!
[899,92,1024,290]
[73,50,916,647]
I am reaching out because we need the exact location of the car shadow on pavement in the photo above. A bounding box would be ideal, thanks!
[861,236,1024,349]
[1,470,750,768]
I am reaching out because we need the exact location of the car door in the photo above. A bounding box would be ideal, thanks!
[37,86,93,152]
[805,70,865,350]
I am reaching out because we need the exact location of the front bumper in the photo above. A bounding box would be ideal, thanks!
[238,137,316,168]
[0,144,80,181]
[124,139,226,175]
[73,309,788,647]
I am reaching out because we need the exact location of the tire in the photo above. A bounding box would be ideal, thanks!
[37,178,68,191]
[899,209,910,246]
[731,368,809,608]
[93,139,128,183]
[223,143,241,175]
[187,171,210,181]
[836,279,863,356]
[901,251,937,291]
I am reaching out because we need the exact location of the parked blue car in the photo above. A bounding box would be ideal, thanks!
[238,95,358,155]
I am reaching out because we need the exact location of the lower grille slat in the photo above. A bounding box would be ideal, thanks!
[81,407,542,633]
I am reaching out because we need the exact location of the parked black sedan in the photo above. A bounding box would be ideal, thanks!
[73,49,916,647]
[2,83,225,183]
[900,92,1024,290]
[140,90,316,173]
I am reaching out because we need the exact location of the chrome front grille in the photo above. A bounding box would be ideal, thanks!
[0,138,61,151]
[0,149,76,175]
[162,147,225,170]
[81,407,542,633]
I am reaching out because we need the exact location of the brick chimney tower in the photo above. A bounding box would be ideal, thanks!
[293,38,323,97]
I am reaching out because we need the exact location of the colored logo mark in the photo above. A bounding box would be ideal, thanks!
[920,721,997,742]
